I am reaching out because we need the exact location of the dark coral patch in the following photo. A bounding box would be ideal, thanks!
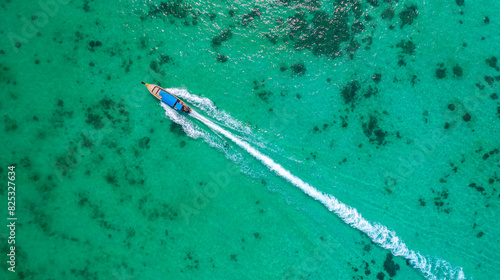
[341,80,360,108]
[396,40,415,55]
[138,137,151,149]
[372,73,382,83]
[211,29,233,48]
[419,198,426,206]
[276,0,321,10]
[287,9,351,58]
[159,54,172,65]
[291,63,306,75]
[484,76,494,86]
[55,154,78,177]
[362,115,387,145]
[85,111,104,129]
[383,254,400,277]
[399,5,418,27]
[216,54,228,63]
[482,148,499,160]
[433,189,450,212]
[382,8,395,21]
[264,33,279,44]
[169,122,185,136]
[351,21,364,34]
[88,41,102,50]
[52,103,74,128]
[241,9,261,26]
[351,1,363,19]
[149,1,193,19]
[209,12,216,21]
[340,116,348,128]
[4,115,18,131]
[469,183,485,193]
[105,172,119,187]
[411,75,419,86]
[253,79,265,90]
[286,12,311,42]
[256,91,273,103]
[462,113,471,122]
[455,0,464,6]
[346,39,361,59]
[436,68,446,79]
[150,61,164,75]
[362,36,373,49]
[81,134,93,149]
[485,56,498,70]
[363,86,377,98]
[453,65,463,77]
[99,98,115,110]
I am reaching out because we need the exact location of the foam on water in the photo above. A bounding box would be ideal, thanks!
[161,102,244,165]
[166,88,270,149]
[166,88,253,136]
[189,110,467,280]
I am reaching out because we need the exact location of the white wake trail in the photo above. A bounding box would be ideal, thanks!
[161,103,244,166]
[167,88,270,149]
[190,110,467,280]
[167,88,254,136]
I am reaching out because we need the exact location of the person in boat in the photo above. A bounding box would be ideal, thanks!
[179,100,191,113]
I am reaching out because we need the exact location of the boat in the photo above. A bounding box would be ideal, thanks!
[141,82,191,113]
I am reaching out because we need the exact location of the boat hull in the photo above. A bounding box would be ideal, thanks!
[142,82,191,113]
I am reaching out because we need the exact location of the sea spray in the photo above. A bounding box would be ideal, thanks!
[167,88,256,139]
[187,110,467,280]
[167,88,276,150]
[161,103,244,165]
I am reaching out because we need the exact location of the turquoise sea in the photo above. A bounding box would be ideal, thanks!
[1,0,499,279]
